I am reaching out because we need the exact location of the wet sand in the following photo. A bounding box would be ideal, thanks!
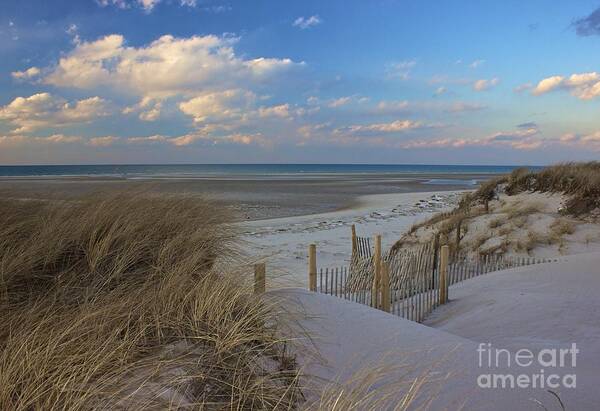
[0,172,494,220]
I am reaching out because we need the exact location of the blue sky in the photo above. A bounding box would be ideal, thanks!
[1,0,600,165]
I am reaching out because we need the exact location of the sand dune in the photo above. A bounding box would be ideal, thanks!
[276,251,600,409]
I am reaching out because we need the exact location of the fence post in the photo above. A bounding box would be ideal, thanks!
[455,219,462,250]
[432,233,440,288]
[371,234,382,308]
[439,245,449,304]
[254,263,266,294]
[381,262,390,313]
[308,244,317,292]
[351,224,357,258]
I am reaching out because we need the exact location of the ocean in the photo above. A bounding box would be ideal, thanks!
[0,164,538,178]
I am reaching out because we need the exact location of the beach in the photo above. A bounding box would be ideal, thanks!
[241,190,464,287]
[0,171,475,286]
[0,168,489,219]
[3,164,600,409]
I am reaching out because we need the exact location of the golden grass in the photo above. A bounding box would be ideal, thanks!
[488,217,504,229]
[392,162,600,257]
[470,233,491,252]
[312,368,427,411]
[0,193,302,409]
[504,162,600,215]
[308,354,451,411]
[550,219,576,237]
[459,162,600,215]
[504,203,542,219]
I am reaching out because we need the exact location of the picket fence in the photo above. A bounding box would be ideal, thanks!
[309,226,557,323]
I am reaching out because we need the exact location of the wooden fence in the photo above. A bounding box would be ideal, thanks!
[446,251,558,285]
[309,226,557,323]
[351,224,372,259]
[315,240,445,322]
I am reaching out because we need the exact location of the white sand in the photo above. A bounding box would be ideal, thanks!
[274,252,600,409]
[273,288,564,410]
[240,191,464,287]
[246,189,599,408]
[424,252,600,409]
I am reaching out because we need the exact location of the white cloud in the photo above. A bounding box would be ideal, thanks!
[0,93,109,133]
[297,123,331,139]
[244,57,296,75]
[127,132,270,147]
[582,131,600,143]
[96,0,129,9]
[0,133,125,148]
[44,134,84,144]
[11,67,41,80]
[138,0,160,11]
[293,15,322,29]
[532,72,600,100]
[42,34,299,105]
[89,136,120,147]
[127,134,168,144]
[35,33,299,140]
[0,131,272,150]
[338,120,424,135]
[555,131,600,151]
[123,97,162,121]
[258,104,291,118]
[559,132,578,143]
[138,102,162,121]
[178,89,256,124]
[473,77,500,91]
[0,134,84,147]
[294,105,320,117]
[532,76,564,95]
[97,0,197,11]
[401,126,541,150]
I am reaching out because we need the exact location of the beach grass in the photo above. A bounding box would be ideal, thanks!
[392,162,600,257]
[0,192,302,409]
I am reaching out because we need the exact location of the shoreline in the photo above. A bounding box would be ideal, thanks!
[0,174,484,220]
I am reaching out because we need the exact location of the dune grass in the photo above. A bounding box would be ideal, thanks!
[392,162,600,257]
[0,193,302,409]
[456,162,600,216]
[482,162,600,215]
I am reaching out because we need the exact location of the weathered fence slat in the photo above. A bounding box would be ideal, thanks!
[311,229,555,323]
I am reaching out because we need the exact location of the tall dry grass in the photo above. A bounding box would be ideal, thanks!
[504,162,600,215]
[458,162,600,215]
[391,162,600,256]
[310,365,439,411]
[0,193,301,409]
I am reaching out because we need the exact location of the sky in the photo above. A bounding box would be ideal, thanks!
[1,0,600,165]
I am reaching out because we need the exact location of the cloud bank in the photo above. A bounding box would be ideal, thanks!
[532,72,600,100]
